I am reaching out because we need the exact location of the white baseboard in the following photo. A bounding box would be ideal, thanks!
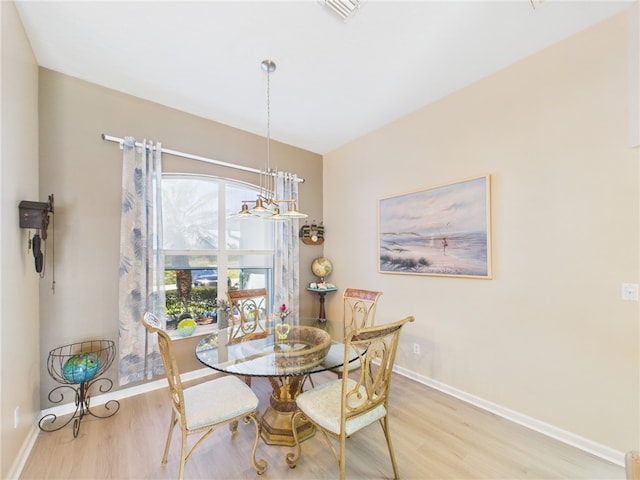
[37,367,214,419]
[6,425,40,480]
[393,365,625,467]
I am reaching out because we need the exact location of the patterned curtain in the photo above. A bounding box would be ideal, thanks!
[118,137,165,385]
[273,171,302,322]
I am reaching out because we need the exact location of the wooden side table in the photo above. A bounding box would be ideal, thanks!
[307,287,338,322]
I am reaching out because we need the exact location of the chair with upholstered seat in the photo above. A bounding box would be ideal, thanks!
[286,316,414,479]
[141,312,267,479]
[324,288,382,378]
[226,288,270,344]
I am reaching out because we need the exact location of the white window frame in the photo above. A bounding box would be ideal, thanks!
[161,173,275,338]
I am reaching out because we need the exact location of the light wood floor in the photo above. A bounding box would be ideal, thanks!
[20,371,624,479]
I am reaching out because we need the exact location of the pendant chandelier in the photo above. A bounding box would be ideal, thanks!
[237,59,307,220]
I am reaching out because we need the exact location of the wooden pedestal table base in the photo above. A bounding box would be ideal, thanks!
[261,375,314,446]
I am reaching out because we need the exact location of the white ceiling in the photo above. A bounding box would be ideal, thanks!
[15,0,634,154]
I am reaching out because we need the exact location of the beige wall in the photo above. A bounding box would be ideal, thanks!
[323,10,639,453]
[36,68,323,405]
[0,2,40,477]
[3,1,638,472]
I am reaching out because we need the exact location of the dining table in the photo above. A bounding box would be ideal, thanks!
[195,317,353,446]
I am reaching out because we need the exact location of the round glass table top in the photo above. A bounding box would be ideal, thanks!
[195,318,353,378]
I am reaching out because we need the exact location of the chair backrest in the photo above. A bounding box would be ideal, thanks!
[342,288,382,338]
[226,288,270,344]
[341,316,414,421]
[141,312,186,417]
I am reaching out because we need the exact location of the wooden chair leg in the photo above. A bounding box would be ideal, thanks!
[303,374,315,389]
[178,428,188,480]
[162,412,178,465]
[339,433,347,480]
[380,416,399,479]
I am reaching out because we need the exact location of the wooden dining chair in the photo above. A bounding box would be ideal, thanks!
[325,288,382,379]
[286,316,414,479]
[226,288,270,345]
[141,312,267,479]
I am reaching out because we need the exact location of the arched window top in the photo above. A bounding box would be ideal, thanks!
[162,174,274,251]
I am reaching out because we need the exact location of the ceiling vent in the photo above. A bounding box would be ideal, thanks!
[323,0,362,22]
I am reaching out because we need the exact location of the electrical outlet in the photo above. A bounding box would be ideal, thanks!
[413,343,420,355]
[622,283,639,301]
[14,406,19,429]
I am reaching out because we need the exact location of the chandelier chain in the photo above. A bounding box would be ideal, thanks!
[266,61,271,193]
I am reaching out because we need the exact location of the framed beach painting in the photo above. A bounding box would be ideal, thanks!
[378,175,492,279]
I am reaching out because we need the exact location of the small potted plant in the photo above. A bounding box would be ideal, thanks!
[275,304,290,340]
[216,298,232,329]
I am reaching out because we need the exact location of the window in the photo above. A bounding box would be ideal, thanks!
[161,174,274,336]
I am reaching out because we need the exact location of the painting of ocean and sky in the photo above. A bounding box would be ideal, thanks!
[379,175,491,278]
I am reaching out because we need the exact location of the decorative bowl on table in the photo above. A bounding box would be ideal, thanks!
[274,325,331,370]
[177,319,197,337]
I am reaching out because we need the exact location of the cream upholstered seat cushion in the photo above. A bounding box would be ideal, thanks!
[296,378,386,437]
[325,344,360,373]
[183,375,259,431]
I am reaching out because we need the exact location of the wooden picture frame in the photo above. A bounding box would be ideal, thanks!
[379,175,492,279]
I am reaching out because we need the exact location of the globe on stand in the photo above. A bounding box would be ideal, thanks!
[311,257,333,283]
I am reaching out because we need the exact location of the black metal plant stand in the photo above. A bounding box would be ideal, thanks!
[39,339,120,437]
